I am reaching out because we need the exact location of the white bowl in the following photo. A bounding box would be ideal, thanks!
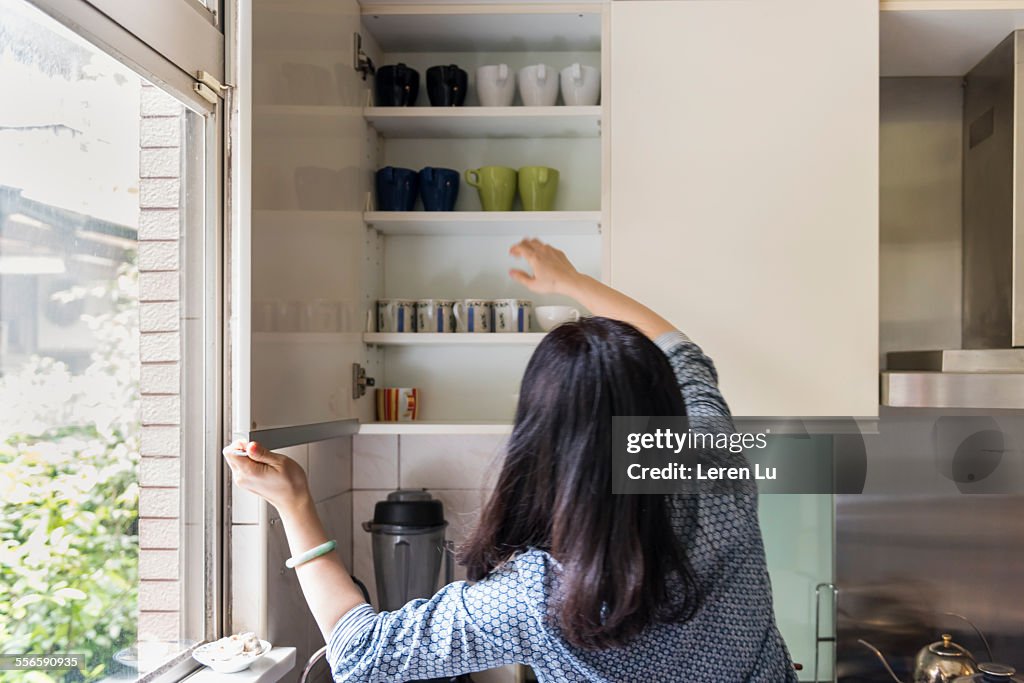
[534,305,580,332]
[193,640,271,674]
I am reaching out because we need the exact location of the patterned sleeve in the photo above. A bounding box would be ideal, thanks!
[654,330,758,500]
[326,559,543,682]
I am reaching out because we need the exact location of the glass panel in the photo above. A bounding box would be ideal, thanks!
[0,0,208,678]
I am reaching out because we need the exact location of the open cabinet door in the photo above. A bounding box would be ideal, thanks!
[232,0,377,447]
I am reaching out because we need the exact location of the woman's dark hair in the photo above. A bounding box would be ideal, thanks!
[460,316,702,650]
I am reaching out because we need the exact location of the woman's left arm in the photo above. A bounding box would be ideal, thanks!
[223,441,366,640]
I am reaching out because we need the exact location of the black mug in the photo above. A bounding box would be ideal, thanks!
[375,63,420,107]
[419,167,460,211]
[426,65,468,107]
[376,167,419,211]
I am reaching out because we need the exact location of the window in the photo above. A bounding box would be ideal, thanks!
[0,0,223,678]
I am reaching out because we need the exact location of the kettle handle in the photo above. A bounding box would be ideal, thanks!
[859,639,908,683]
[943,612,994,663]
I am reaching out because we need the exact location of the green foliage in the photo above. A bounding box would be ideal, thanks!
[0,263,140,682]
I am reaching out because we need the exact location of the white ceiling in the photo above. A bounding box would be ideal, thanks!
[881,5,1024,76]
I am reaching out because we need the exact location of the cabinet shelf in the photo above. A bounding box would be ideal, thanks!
[358,422,513,435]
[363,211,600,236]
[364,332,544,346]
[364,106,601,139]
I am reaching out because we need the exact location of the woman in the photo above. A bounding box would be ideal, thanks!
[224,239,797,682]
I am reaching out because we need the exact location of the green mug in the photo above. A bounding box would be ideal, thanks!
[518,166,559,211]
[465,166,517,211]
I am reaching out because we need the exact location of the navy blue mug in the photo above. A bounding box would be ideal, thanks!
[376,167,419,211]
[418,167,460,211]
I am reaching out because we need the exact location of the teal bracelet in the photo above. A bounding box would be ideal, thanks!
[285,539,336,569]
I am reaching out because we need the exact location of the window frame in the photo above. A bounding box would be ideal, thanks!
[17,0,230,679]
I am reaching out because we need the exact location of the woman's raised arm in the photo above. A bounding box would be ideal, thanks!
[508,238,676,340]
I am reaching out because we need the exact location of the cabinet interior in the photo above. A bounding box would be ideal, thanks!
[250,2,606,431]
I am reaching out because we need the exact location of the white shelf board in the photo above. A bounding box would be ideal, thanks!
[363,211,600,236]
[364,106,600,139]
[360,10,602,53]
[358,421,513,435]
[881,2,1024,76]
[365,332,544,346]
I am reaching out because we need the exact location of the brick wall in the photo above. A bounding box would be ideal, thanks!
[136,83,185,643]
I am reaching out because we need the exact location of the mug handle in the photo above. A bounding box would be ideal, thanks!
[569,308,580,322]
[498,63,508,83]
[464,170,481,189]
[572,63,583,83]
[537,64,546,82]
[453,301,465,331]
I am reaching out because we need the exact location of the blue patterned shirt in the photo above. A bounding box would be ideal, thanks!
[326,332,798,682]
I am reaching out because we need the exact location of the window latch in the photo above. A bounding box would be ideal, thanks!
[193,70,232,105]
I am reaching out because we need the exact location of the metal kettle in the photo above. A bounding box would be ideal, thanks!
[860,634,979,683]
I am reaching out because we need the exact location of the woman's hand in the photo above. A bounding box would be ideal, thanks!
[509,238,676,339]
[509,238,584,296]
[222,440,311,515]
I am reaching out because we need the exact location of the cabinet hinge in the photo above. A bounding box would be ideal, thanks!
[193,70,232,105]
[352,363,375,400]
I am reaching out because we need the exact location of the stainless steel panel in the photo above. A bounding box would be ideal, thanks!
[881,371,1024,409]
[962,33,1016,349]
[836,407,1024,682]
[886,349,1024,372]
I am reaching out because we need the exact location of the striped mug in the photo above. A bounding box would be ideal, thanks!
[376,387,419,422]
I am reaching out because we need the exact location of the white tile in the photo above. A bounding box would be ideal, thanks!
[266,518,312,660]
[351,490,390,607]
[141,394,180,425]
[318,492,353,571]
[140,457,179,487]
[352,435,398,489]
[278,444,309,472]
[140,518,179,549]
[231,480,264,524]
[399,435,506,490]
[141,426,180,456]
[139,580,180,612]
[309,437,353,502]
[139,209,180,240]
[139,487,180,518]
[230,524,264,634]
[140,363,180,394]
[140,301,180,332]
[140,549,178,580]
[473,666,520,683]
[138,611,180,642]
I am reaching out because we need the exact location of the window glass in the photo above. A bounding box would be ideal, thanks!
[0,0,207,677]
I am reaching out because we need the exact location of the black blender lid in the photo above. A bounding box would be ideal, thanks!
[372,489,445,527]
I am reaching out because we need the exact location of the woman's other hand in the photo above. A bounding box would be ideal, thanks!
[222,439,311,514]
[509,238,584,295]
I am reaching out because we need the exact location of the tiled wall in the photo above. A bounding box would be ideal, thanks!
[229,434,519,682]
[230,436,353,683]
[351,434,517,683]
[137,83,185,642]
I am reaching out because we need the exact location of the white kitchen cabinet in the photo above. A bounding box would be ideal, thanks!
[609,0,879,418]
[235,2,608,442]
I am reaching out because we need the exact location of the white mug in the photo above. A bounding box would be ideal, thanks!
[476,64,516,107]
[416,299,456,333]
[453,299,493,333]
[377,299,416,333]
[493,299,532,333]
[560,64,600,106]
[534,305,580,332]
[518,64,558,107]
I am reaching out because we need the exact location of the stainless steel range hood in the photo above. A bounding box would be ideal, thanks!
[884,31,1024,408]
